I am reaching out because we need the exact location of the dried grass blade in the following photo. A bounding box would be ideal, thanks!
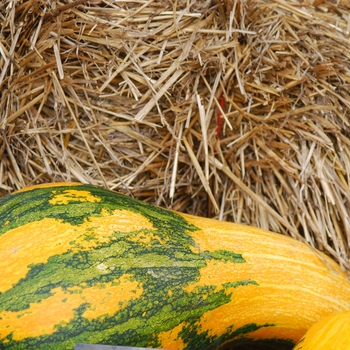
[184,137,219,213]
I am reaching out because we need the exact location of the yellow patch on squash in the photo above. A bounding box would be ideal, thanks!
[49,189,101,205]
[0,287,82,341]
[0,210,154,293]
[0,275,142,341]
[76,274,143,321]
[157,321,186,350]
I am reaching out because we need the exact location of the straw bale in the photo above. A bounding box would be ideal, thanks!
[1,0,350,272]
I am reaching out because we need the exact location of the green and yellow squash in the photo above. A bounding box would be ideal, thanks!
[1,182,350,349]
[293,311,350,350]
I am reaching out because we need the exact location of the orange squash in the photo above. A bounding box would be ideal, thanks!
[0,182,350,349]
[294,311,350,350]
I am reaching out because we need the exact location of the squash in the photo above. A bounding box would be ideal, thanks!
[293,311,350,350]
[0,182,350,349]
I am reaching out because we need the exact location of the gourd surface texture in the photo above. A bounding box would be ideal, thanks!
[1,183,350,349]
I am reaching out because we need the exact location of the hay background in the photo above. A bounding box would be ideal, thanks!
[1,0,350,272]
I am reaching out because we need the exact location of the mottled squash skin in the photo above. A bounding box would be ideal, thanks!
[0,183,349,349]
